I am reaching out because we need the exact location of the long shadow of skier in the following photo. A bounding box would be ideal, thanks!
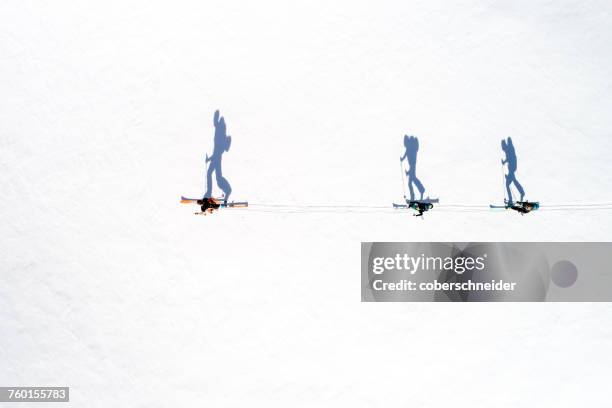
[400,135,426,201]
[501,136,525,204]
[204,110,232,203]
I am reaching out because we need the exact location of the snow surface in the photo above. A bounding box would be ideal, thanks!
[2,0,612,406]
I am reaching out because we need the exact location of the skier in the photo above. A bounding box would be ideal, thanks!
[400,135,425,201]
[501,137,524,204]
[204,110,232,204]
[410,201,433,217]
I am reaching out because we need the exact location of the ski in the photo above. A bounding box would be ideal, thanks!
[181,196,248,214]
[181,196,247,205]
[411,198,439,204]
[181,196,224,204]
[218,201,249,208]
[393,198,439,207]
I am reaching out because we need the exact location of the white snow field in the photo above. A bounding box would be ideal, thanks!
[2,1,612,406]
